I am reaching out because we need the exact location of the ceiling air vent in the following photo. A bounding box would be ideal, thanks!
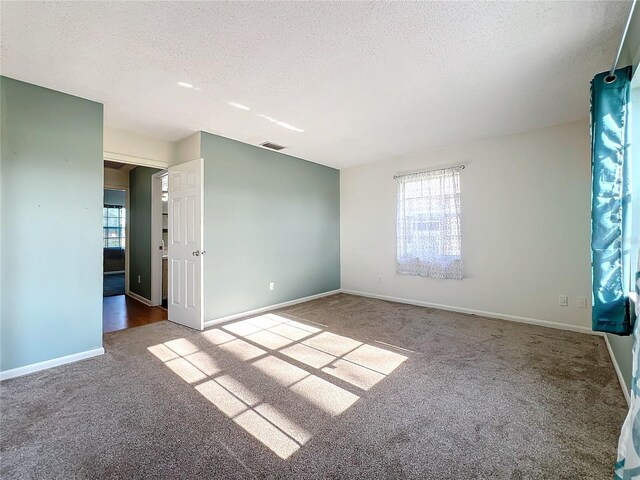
[260,141,286,151]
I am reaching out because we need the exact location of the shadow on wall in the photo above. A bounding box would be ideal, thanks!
[148,313,408,459]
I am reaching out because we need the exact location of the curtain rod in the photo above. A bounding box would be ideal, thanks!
[393,164,466,180]
[607,0,637,82]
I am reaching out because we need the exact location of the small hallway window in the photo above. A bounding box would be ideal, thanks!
[103,206,126,248]
[396,166,463,279]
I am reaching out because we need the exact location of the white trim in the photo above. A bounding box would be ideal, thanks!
[0,347,105,381]
[150,170,167,307]
[604,334,631,405]
[341,289,597,335]
[125,187,130,293]
[104,151,169,169]
[346,289,633,405]
[204,290,341,328]
[126,291,153,306]
[344,289,637,404]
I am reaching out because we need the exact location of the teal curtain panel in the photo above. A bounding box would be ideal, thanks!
[590,66,633,335]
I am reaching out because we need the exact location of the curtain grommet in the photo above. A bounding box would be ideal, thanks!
[605,75,617,84]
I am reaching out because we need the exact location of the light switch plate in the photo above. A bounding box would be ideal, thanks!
[577,297,587,308]
[558,295,568,307]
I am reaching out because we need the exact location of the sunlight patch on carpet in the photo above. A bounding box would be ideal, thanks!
[148,312,407,459]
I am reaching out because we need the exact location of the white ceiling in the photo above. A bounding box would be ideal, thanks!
[0,1,630,169]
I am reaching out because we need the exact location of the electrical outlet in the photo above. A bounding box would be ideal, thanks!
[577,297,587,308]
[269,282,275,291]
[138,275,141,284]
[558,295,568,307]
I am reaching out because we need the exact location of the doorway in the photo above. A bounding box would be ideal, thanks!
[103,160,168,333]
[151,171,169,310]
[102,158,204,334]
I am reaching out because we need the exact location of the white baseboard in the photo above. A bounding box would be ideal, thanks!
[341,289,597,336]
[343,289,635,404]
[0,347,105,381]
[126,291,153,306]
[204,289,341,328]
[604,334,631,405]
[104,270,125,275]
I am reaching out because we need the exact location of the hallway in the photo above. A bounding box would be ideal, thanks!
[103,273,125,297]
[103,295,167,333]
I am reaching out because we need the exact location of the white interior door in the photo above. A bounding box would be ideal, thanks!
[168,158,204,330]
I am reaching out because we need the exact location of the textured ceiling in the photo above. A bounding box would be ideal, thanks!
[0,1,630,169]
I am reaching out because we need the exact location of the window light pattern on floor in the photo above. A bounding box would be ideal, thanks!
[147,312,408,459]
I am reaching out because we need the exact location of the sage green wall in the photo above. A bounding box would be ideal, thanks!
[129,166,161,300]
[200,132,340,321]
[0,76,103,372]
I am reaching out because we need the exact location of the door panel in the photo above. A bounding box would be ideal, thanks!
[171,258,182,306]
[186,260,196,309]
[171,198,182,244]
[168,158,204,330]
[186,196,196,243]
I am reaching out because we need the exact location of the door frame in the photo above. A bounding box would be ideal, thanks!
[151,170,167,307]
[104,154,169,307]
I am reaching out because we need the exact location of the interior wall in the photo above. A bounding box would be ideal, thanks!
[104,166,129,189]
[341,119,592,331]
[104,189,125,206]
[200,132,340,321]
[174,131,201,165]
[129,166,162,301]
[104,127,175,167]
[0,76,103,372]
[607,334,634,396]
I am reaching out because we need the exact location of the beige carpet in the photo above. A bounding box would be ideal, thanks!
[0,293,627,479]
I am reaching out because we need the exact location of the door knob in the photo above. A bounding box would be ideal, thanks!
[192,250,200,256]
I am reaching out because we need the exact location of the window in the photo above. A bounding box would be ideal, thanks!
[396,166,463,279]
[103,206,126,248]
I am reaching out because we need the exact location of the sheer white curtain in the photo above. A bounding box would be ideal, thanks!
[396,167,462,279]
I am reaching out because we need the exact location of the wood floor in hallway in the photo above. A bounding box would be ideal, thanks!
[103,294,167,333]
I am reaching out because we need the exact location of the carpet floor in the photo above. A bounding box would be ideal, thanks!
[0,293,627,479]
